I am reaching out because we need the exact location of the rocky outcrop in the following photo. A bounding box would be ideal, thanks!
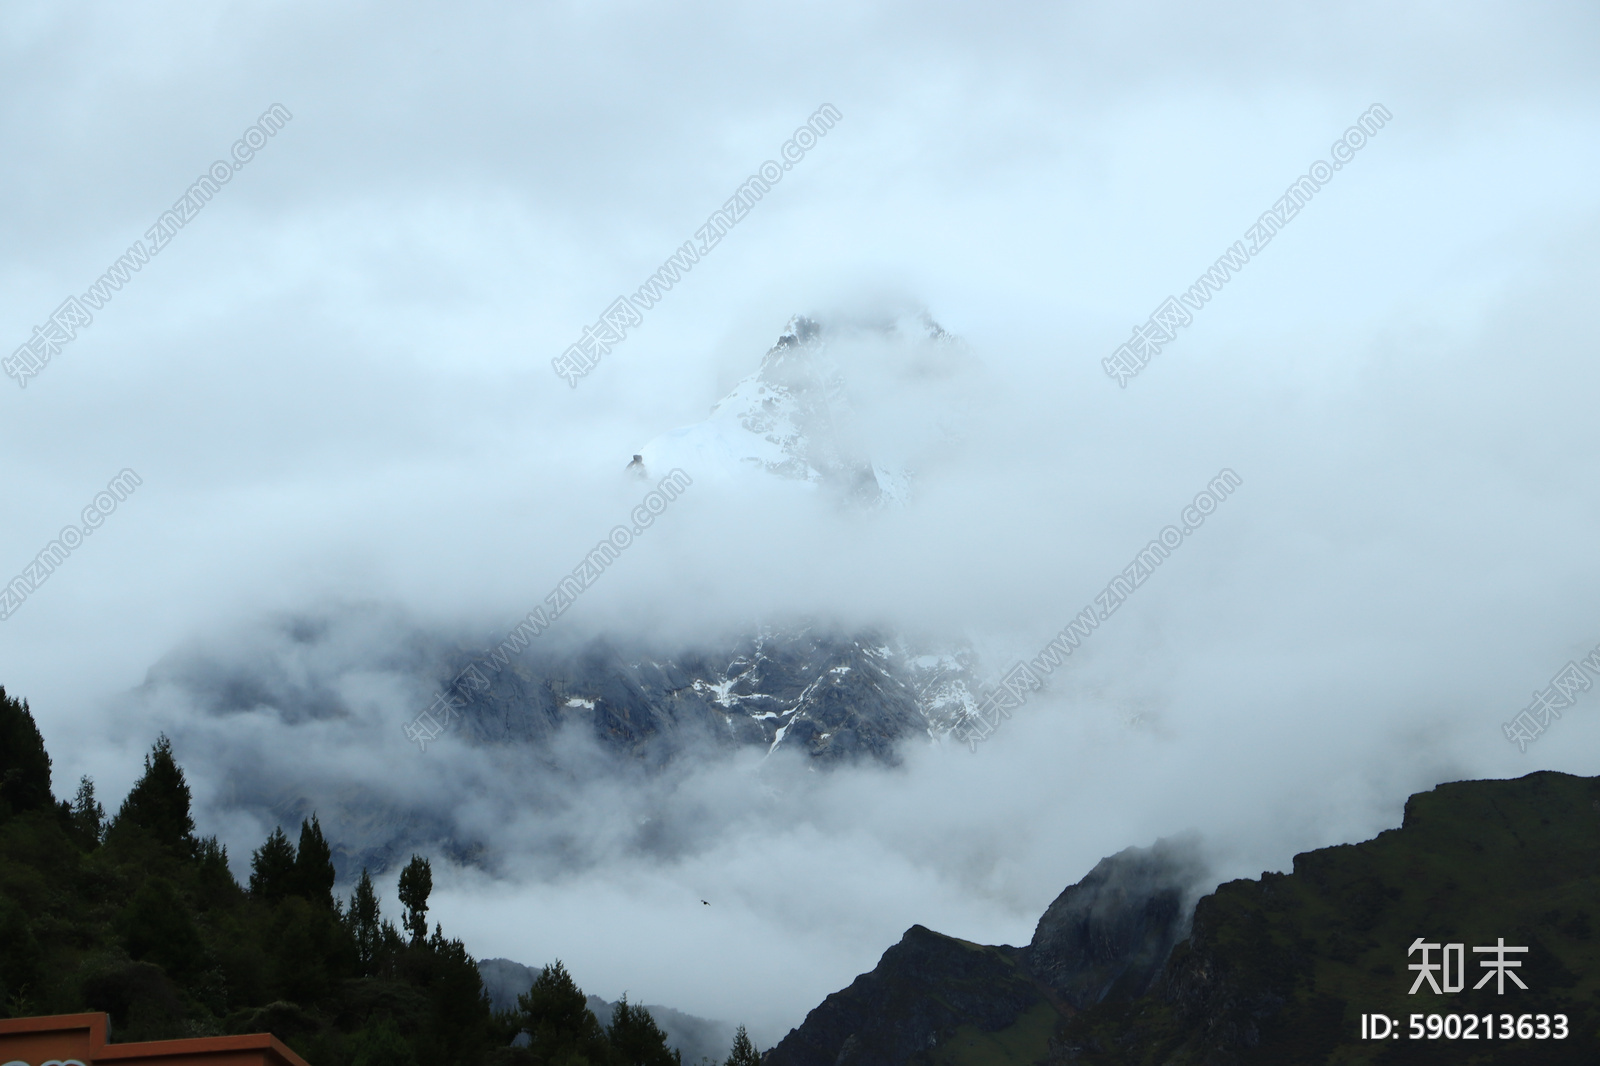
[448,626,973,765]
[1056,771,1600,1064]
[767,772,1600,1064]
[144,606,987,878]
[1025,835,1207,1009]
[762,838,1207,1066]
[763,926,1054,1066]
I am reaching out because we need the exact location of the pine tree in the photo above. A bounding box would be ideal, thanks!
[515,960,608,1065]
[723,1025,760,1066]
[608,996,681,1066]
[349,868,381,973]
[379,916,405,955]
[112,734,196,854]
[422,926,493,1053]
[195,835,240,909]
[292,814,336,907]
[0,685,52,816]
[70,775,104,846]
[397,854,432,944]
[249,826,298,902]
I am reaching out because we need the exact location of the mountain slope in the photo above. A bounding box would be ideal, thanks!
[1058,769,1600,1064]
[141,608,984,878]
[763,837,1205,1066]
[448,626,977,765]
[765,771,1600,1065]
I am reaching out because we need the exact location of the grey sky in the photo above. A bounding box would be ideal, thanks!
[4,0,1600,1045]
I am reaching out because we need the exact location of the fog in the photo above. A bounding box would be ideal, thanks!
[4,0,1600,1046]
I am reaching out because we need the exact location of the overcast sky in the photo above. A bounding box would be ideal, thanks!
[5,0,1600,1045]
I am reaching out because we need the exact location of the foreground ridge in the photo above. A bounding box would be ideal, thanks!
[766,771,1600,1065]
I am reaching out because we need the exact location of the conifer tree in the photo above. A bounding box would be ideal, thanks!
[112,734,196,854]
[249,826,298,902]
[515,960,608,1065]
[349,867,382,972]
[195,835,239,909]
[723,1025,760,1066]
[608,996,680,1065]
[292,814,336,907]
[70,775,104,846]
[0,686,52,815]
[397,854,432,944]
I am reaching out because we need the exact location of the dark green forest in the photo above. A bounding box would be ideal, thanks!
[0,684,760,1066]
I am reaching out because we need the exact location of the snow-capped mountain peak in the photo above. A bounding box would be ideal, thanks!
[634,310,955,507]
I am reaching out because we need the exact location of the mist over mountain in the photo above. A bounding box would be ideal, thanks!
[763,834,1212,1066]
[134,601,986,877]
[635,309,964,507]
[7,1,1600,1053]
[69,274,1600,1042]
[120,314,993,881]
[478,958,737,1066]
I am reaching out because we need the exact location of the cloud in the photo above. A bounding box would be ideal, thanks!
[4,0,1600,1045]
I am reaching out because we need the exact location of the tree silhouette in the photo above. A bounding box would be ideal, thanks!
[398,854,432,944]
[0,686,53,815]
[292,814,335,907]
[249,827,297,903]
[607,995,681,1065]
[69,775,104,847]
[515,960,608,1065]
[723,1025,760,1066]
[112,735,196,855]
[349,867,382,973]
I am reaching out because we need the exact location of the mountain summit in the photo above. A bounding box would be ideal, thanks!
[634,310,958,507]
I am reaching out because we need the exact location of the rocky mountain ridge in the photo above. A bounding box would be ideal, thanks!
[142,609,986,878]
[764,836,1206,1066]
[140,309,989,876]
[762,771,1600,1064]
[446,625,981,765]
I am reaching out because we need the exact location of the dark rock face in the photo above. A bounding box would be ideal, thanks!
[449,627,966,765]
[763,926,1053,1066]
[1057,771,1600,1064]
[153,608,977,770]
[1026,835,1207,1009]
[762,839,1207,1066]
[768,773,1600,1065]
[146,609,981,878]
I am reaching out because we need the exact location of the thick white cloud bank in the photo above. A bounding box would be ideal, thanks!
[4,0,1600,1046]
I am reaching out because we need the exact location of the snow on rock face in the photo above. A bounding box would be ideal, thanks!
[150,617,987,877]
[635,311,959,507]
[445,625,985,765]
